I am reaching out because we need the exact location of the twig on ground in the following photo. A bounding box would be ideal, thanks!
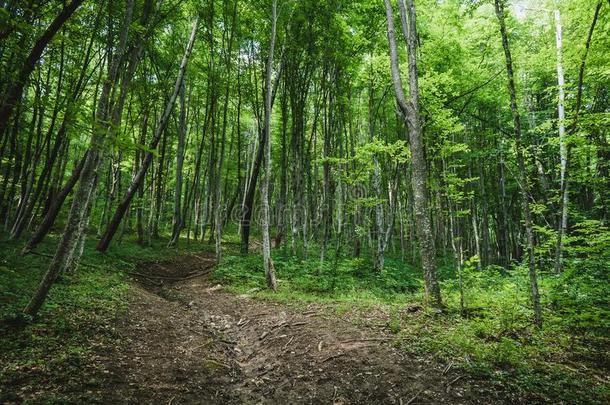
[251,312,270,317]
[405,389,423,405]
[340,337,391,344]
[267,334,288,343]
[445,375,464,393]
[322,352,345,363]
[188,252,215,262]
[205,284,223,293]
[126,268,212,281]
[203,358,231,369]
[272,321,288,330]
[282,336,294,349]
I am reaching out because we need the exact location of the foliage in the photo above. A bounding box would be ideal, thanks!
[214,245,422,303]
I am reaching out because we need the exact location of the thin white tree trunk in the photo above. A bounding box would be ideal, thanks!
[554,9,568,274]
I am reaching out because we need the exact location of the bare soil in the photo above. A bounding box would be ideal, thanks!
[98,253,510,404]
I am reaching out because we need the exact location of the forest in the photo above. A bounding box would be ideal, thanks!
[0,0,609,403]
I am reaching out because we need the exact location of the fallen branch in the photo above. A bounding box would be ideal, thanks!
[445,375,463,393]
[126,268,213,281]
[274,321,288,328]
[181,267,215,279]
[188,252,216,262]
[321,352,344,363]
[340,337,392,344]
[282,336,294,349]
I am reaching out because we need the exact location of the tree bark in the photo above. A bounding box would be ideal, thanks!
[384,0,442,307]
[261,0,279,291]
[554,1,602,274]
[494,0,541,327]
[168,82,187,247]
[22,153,87,253]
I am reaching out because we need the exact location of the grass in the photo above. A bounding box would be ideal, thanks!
[0,232,209,403]
[213,245,610,405]
[214,249,423,304]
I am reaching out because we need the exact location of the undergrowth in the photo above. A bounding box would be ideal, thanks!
[1,230,608,404]
[214,244,610,405]
[0,233,203,403]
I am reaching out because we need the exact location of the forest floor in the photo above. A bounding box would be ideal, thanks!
[95,253,510,404]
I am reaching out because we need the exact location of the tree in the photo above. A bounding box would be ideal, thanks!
[168,82,187,248]
[261,0,279,291]
[494,0,541,327]
[554,1,603,274]
[384,0,441,308]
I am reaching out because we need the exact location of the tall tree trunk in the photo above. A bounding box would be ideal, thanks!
[168,82,187,247]
[553,9,567,275]
[384,0,441,307]
[240,39,283,255]
[261,0,279,291]
[22,151,87,253]
[554,1,602,274]
[214,0,238,261]
[494,0,541,327]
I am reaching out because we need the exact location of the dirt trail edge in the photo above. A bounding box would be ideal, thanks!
[102,254,509,404]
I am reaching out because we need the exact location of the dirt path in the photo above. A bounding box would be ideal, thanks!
[102,254,507,404]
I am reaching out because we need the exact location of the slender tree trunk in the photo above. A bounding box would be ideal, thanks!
[553,9,567,275]
[384,0,441,307]
[214,0,238,261]
[554,1,602,274]
[448,198,465,316]
[373,155,385,272]
[261,0,279,291]
[23,153,87,253]
[168,83,187,247]
[494,0,541,327]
